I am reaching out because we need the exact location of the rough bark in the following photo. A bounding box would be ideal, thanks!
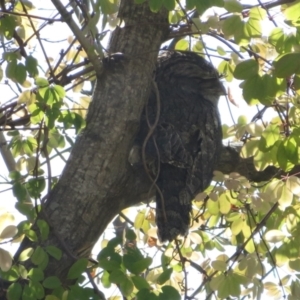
[14,0,168,283]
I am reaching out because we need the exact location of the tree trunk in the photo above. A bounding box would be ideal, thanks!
[15,0,169,283]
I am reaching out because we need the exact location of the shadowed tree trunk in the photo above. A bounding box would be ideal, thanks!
[14,0,169,283]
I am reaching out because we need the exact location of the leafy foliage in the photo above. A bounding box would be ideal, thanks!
[1,0,300,299]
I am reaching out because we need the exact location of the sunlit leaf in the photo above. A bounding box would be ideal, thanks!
[175,39,189,51]
[212,260,227,271]
[231,218,244,235]
[264,230,285,243]
[278,184,293,209]
[207,199,219,215]
[222,15,242,37]
[0,225,17,239]
[224,0,242,12]
[233,59,258,80]
[260,124,280,150]
[0,248,12,271]
[249,7,266,20]
[218,193,231,214]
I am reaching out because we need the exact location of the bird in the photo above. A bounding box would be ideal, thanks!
[136,51,224,242]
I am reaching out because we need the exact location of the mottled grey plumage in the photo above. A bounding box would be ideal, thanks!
[138,51,224,242]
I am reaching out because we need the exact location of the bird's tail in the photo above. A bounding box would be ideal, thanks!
[155,187,192,242]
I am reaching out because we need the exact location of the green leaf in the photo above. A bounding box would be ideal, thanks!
[207,199,219,215]
[0,266,19,282]
[28,268,44,282]
[137,289,159,300]
[7,282,22,300]
[6,59,17,80]
[22,284,35,300]
[224,0,242,13]
[233,59,258,80]
[26,177,46,198]
[17,264,28,279]
[67,258,88,279]
[240,139,259,159]
[18,247,34,262]
[228,273,242,296]
[149,0,163,12]
[98,258,121,271]
[212,260,227,271]
[158,286,181,300]
[31,246,48,266]
[277,140,295,171]
[218,194,231,215]
[253,149,273,171]
[43,276,61,289]
[222,15,242,37]
[15,63,27,84]
[25,55,39,77]
[245,18,262,38]
[231,218,244,235]
[218,60,235,81]
[35,77,49,87]
[123,256,152,275]
[109,269,127,284]
[134,210,146,230]
[175,39,189,51]
[242,75,264,105]
[269,28,284,48]
[119,276,134,296]
[163,0,175,10]
[249,7,266,21]
[29,281,44,299]
[285,136,299,164]
[260,124,280,149]
[286,176,300,196]
[45,246,62,261]
[216,46,227,56]
[12,182,27,202]
[260,74,285,105]
[37,220,49,241]
[53,85,65,99]
[274,244,289,267]
[101,270,111,288]
[100,0,118,14]
[132,275,151,290]
[244,239,255,254]
[283,1,300,21]
[274,53,300,78]
[289,258,300,271]
[278,184,293,209]
[194,2,211,14]
[156,268,173,285]
[0,16,16,40]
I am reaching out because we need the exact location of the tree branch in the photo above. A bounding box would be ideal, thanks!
[50,0,103,73]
